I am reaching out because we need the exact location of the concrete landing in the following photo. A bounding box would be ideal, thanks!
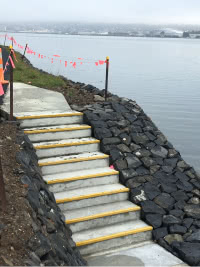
[86,242,186,266]
[1,82,71,115]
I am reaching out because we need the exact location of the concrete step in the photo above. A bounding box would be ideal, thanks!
[34,137,100,158]
[24,124,92,142]
[73,220,153,257]
[39,152,110,175]
[54,183,129,211]
[43,167,119,192]
[65,201,141,233]
[16,111,83,128]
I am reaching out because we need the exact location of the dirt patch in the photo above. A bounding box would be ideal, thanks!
[0,122,34,266]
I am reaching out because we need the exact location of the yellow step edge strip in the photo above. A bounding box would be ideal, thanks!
[56,188,130,204]
[76,226,153,247]
[66,206,141,224]
[24,125,91,134]
[39,154,109,167]
[17,112,83,120]
[47,170,119,185]
[34,139,100,149]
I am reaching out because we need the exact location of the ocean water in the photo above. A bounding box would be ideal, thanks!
[1,33,200,171]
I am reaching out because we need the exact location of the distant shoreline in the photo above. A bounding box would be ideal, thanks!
[2,31,200,40]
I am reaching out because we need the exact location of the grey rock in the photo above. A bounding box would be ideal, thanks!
[183,218,193,229]
[185,170,195,179]
[150,165,160,175]
[102,137,121,146]
[119,133,131,145]
[151,146,168,158]
[164,158,178,168]
[117,144,131,153]
[153,227,168,240]
[137,149,151,158]
[135,166,150,176]
[184,204,200,219]
[177,160,190,169]
[192,189,200,197]
[188,197,200,205]
[126,179,142,188]
[169,209,184,218]
[169,225,187,234]
[174,200,186,210]
[131,133,149,145]
[176,180,193,192]
[172,242,200,266]
[110,127,121,137]
[130,143,141,152]
[126,155,142,168]
[124,113,137,123]
[163,215,181,225]
[141,157,156,168]
[110,149,122,162]
[154,193,175,210]
[94,128,112,139]
[171,190,189,201]
[145,214,162,228]
[116,120,129,128]
[164,234,183,245]
[91,120,107,128]
[114,159,128,171]
[120,169,138,183]
[175,171,189,181]
[162,166,174,173]
[145,132,156,141]
[131,189,147,204]
[141,200,166,215]
[168,149,179,158]
[190,179,200,189]
[160,182,177,194]
[144,182,161,200]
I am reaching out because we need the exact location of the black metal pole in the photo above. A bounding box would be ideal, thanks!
[105,56,109,101]
[4,34,6,46]
[22,44,28,60]
[10,47,14,121]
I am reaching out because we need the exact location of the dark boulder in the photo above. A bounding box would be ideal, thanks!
[184,205,200,219]
[126,155,142,168]
[152,227,168,240]
[145,214,162,228]
[154,193,175,210]
[163,215,181,225]
[141,200,166,215]
[151,146,168,158]
[169,225,187,235]
[172,242,200,265]
[143,182,161,200]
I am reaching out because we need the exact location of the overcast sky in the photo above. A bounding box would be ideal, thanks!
[1,0,200,24]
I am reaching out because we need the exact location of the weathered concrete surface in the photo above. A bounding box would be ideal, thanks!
[86,241,186,266]
[1,82,71,115]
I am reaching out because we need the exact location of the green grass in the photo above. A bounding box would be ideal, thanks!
[1,46,66,89]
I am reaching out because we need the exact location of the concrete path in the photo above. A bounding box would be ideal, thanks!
[0,82,186,266]
[1,83,71,115]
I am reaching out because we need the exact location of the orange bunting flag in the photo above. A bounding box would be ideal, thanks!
[72,62,76,68]
[9,56,15,69]
[65,61,67,67]
[95,62,98,66]
[0,83,4,96]
[99,60,105,65]
[11,49,18,62]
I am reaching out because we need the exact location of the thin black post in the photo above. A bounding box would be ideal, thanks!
[22,44,28,60]
[4,34,6,46]
[9,46,14,121]
[105,56,109,101]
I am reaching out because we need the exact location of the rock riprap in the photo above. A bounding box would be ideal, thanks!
[71,96,200,266]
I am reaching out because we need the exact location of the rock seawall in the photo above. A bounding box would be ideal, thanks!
[72,92,200,266]
[16,133,87,266]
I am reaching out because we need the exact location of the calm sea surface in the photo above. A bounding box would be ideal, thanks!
[1,33,200,171]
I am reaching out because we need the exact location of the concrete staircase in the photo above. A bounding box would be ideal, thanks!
[17,111,153,257]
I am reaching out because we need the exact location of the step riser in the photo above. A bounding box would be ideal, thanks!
[69,211,140,233]
[41,158,109,175]
[58,192,129,212]
[48,174,119,193]
[27,129,92,142]
[36,143,100,158]
[20,116,83,128]
[77,231,152,257]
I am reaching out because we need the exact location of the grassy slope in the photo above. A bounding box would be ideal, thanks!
[1,46,66,89]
